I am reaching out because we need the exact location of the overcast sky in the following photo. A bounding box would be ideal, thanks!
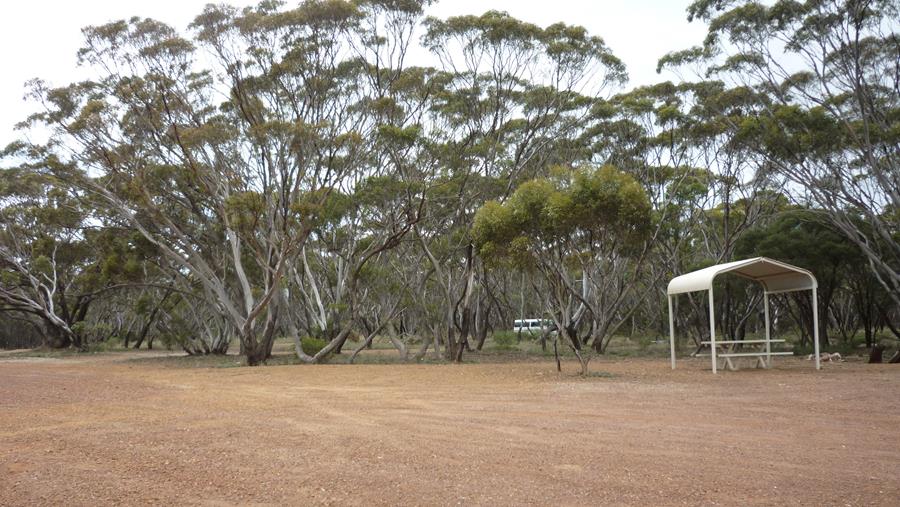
[0,0,708,147]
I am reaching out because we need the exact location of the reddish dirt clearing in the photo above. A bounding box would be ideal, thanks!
[1,352,899,506]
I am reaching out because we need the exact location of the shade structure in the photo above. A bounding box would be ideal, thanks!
[667,257,817,295]
[667,257,820,373]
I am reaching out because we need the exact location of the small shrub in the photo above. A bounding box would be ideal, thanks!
[636,334,655,351]
[301,337,329,357]
[82,340,117,353]
[492,331,518,350]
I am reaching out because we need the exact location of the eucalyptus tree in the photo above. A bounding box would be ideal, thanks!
[18,1,414,364]
[0,162,99,348]
[473,165,652,374]
[72,227,181,350]
[662,0,900,308]
[287,174,422,360]
[593,83,713,337]
[345,237,419,362]
[736,209,882,347]
[276,0,436,362]
[611,81,784,261]
[419,11,628,361]
[614,79,802,346]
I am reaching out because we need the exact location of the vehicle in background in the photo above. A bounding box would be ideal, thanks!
[513,319,556,334]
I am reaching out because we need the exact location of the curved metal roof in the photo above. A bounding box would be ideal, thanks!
[667,257,817,295]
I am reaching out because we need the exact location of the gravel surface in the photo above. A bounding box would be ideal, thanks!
[1,352,898,506]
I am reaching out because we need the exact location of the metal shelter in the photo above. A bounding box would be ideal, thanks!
[666,257,820,373]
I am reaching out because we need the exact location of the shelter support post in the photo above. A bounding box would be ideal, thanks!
[709,289,717,374]
[812,287,820,370]
[668,295,675,369]
[764,292,771,367]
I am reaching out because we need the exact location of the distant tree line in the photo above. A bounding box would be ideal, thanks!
[1,0,898,367]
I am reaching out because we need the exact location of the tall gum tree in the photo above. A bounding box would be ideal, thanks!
[279,0,434,362]
[0,162,99,348]
[419,11,628,361]
[473,165,652,374]
[660,0,900,310]
[19,2,377,364]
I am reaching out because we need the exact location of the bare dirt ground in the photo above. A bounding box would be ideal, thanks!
[1,351,899,506]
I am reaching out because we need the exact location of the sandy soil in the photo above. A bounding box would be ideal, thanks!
[1,351,898,506]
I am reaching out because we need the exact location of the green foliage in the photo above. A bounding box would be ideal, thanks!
[491,331,518,350]
[376,124,422,146]
[735,210,858,270]
[473,164,651,267]
[292,188,353,230]
[735,104,844,162]
[300,337,329,357]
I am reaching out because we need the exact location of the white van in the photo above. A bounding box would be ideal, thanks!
[513,319,555,334]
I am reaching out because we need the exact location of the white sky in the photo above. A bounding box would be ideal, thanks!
[0,0,708,148]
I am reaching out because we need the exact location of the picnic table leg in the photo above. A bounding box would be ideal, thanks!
[725,356,737,371]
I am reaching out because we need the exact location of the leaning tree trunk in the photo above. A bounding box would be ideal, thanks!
[332,327,352,355]
[454,244,477,362]
[132,289,172,349]
[44,318,77,349]
[386,323,408,361]
[563,325,591,375]
[444,303,458,361]
[242,307,279,366]
[244,337,269,366]
[47,330,72,349]
[474,303,490,351]
[210,325,231,355]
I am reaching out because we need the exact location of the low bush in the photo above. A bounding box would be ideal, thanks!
[492,331,518,350]
[301,337,329,357]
